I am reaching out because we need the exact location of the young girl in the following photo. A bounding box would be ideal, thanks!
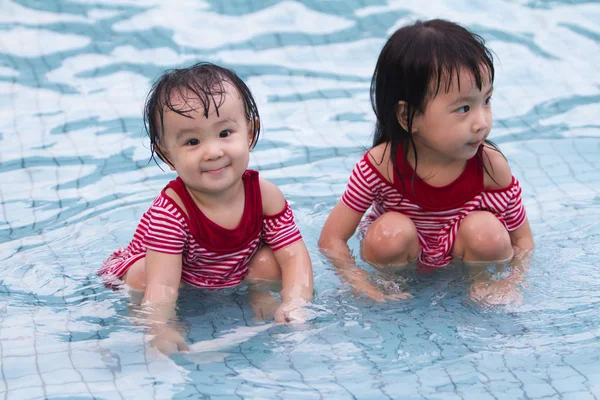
[319,19,534,302]
[100,62,313,353]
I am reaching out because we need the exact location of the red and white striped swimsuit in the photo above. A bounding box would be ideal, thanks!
[100,170,302,288]
[341,146,526,267]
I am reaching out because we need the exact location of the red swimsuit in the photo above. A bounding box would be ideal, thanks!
[99,170,302,288]
[341,146,526,267]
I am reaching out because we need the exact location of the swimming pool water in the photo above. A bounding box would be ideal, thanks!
[1,0,599,399]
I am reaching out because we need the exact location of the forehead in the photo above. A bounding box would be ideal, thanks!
[166,80,244,115]
[434,65,492,98]
[158,81,246,140]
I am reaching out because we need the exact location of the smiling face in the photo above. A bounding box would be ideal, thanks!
[411,66,493,163]
[157,82,254,198]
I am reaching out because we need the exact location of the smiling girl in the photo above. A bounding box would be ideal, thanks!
[100,63,313,352]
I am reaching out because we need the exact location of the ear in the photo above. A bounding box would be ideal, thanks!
[248,117,259,148]
[396,101,411,132]
[154,143,176,171]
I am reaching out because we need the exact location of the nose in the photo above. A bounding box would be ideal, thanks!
[202,139,224,161]
[471,107,490,134]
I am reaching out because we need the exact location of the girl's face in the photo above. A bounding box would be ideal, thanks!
[411,67,493,163]
[158,82,255,198]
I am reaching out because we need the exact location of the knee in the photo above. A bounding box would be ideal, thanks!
[362,212,419,265]
[459,212,512,261]
[245,246,281,282]
[124,258,146,291]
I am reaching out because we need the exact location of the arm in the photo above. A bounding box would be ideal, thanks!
[143,249,182,314]
[319,146,408,302]
[318,201,403,302]
[132,193,190,353]
[273,240,313,304]
[483,145,534,251]
[509,219,534,250]
[260,178,313,321]
[469,247,532,306]
[142,249,188,353]
[468,146,534,305]
[318,200,362,278]
[272,241,313,323]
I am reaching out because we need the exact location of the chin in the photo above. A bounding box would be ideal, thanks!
[204,176,242,192]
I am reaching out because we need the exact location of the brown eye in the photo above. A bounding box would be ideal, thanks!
[219,130,231,138]
[186,139,200,146]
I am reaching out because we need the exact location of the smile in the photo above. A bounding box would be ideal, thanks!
[202,165,229,174]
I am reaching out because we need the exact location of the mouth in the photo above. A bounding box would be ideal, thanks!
[202,165,229,174]
[467,141,482,149]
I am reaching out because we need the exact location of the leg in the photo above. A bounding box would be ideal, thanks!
[122,258,146,304]
[244,246,282,320]
[123,258,147,290]
[453,211,513,263]
[361,212,421,271]
[453,211,519,305]
[121,257,188,354]
[245,245,282,288]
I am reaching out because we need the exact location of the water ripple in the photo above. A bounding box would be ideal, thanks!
[0,0,599,398]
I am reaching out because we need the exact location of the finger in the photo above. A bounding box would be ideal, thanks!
[368,292,387,302]
[387,292,412,300]
[177,340,190,352]
[274,311,286,324]
[155,339,179,355]
[350,288,386,302]
[284,310,306,324]
[369,295,386,302]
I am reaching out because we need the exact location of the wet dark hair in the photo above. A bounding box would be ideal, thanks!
[144,62,260,166]
[370,19,500,191]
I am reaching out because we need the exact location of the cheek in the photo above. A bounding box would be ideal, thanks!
[241,148,250,161]
[423,116,446,136]
[232,142,250,160]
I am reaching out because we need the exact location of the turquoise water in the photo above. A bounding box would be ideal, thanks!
[1,0,599,399]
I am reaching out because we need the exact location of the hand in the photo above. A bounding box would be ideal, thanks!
[249,290,281,321]
[348,277,412,303]
[351,286,412,302]
[274,300,308,324]
[149,324,189,355]
[470,279,523,306]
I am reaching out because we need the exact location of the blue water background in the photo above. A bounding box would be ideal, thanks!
[0,0,599,399]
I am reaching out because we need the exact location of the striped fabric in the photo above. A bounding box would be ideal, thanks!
[100,194,302,288]
[341,154,526,267]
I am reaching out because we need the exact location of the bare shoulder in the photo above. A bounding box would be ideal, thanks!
[259,177,287,215]
[164,187,189,216]
[365,142,393,182]
[482,144,513,189]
